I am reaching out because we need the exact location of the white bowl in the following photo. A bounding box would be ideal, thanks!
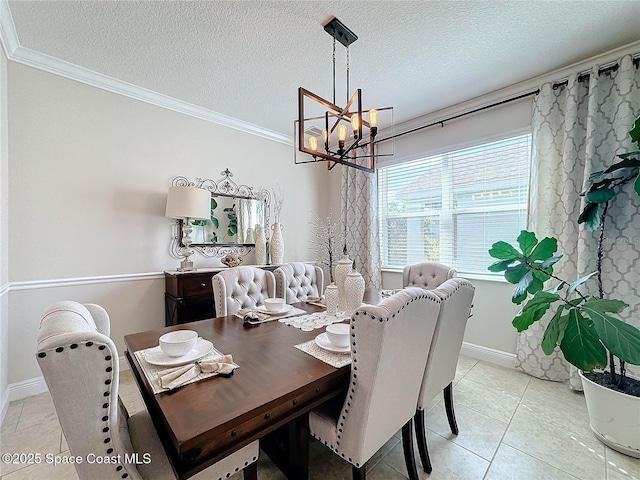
[159,330,198,357]
[325,323,350,348]
[264,297,286,312]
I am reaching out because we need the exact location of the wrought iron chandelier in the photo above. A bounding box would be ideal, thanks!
[295,17,393,174]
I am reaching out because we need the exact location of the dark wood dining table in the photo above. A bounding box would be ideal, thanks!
[124,302,353,480]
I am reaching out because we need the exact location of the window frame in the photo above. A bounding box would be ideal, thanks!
[377,127,532,280]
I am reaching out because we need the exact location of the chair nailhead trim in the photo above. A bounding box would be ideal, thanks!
[117,466,123,471]
[103,403,108,409]
[103,427,109,432]
[105,355,112,361]
[38,352,46,358]
[70,343,78,349]
[106,367,112,372]
[107,448,113,454]
[103,391,109,397]
[104,437,111,443]
[102,416,108,421]
[55,347,64,353]
[105,379,111,385]
[99,345,106,350]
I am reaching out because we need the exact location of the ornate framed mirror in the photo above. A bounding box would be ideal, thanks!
[169,169,270,258]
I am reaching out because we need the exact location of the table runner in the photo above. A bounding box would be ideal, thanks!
[279,311,349,331]
[134,343,238,394]
[294,339,352,368]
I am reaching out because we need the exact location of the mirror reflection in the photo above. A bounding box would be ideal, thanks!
[192,195,266,245]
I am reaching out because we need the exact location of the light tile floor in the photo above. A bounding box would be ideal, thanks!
[1,355,639,479]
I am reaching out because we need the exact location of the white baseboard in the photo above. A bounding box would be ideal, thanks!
[6,355,131,403]
[8,375,48,402]
[460,342,516,369]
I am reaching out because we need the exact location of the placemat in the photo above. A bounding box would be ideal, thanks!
[134,343,238,394]
[279,311,350,331]
[294,339,352,368]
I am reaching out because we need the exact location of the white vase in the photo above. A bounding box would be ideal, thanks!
[344,265,365,317]
[334,252,353,313]
[325,283,339,316]
[580,370,640,458]
[270,222,284,265]
[254,225,267,265]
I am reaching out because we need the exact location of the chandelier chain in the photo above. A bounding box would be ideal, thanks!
[346,46,350,105]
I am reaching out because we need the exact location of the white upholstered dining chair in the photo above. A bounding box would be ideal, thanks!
[402,262,457,290]
[308,287,442,480]
[273,262,324,303]
[212,265,276,316]
[36,301,259,480]
[413,278,475,473]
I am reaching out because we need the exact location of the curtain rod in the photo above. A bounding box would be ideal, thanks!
[377,54,639,144]
[375,90,539,144]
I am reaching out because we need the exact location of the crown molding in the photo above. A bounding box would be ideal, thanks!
[0,0,292,146]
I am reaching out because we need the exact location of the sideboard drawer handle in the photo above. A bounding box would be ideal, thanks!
[264,413,270,420]
[200,283,206,287]
[292,399,298,406]
[231,429,237,437]
[315,387,320,393]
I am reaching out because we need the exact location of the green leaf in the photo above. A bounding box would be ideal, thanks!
[581,298,640,365]
[577,202,600,230]
[512,291,560,332]
[488,259,514,273]
[211,217,219,228]
[532,268,551,284]
[617,151,640,159]
[545,281,566,294]
[512,271,534,303]
[517,231,538,256]
[541,306,567,355]
[635,174,640,196]
[210,197,218,210]
[567,272,598,296]
[588,170,604,182]
[603,157,640,172]
[559,309,607,371]
[529,237,558,261]
[505,263,528,284]
[489,241,521,260]
[630,116,640,148]
[541,254,563,269]
[586,188,615,204]
[227,225,237,236]
[527,275,544,295]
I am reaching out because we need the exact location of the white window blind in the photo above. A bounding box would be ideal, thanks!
[378,133,531,276]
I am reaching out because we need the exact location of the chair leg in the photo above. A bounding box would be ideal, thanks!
[402,418,420,480]
[444,382,459,435]
[352,464,366,480]
[243,461,257,480]
[414,409,432,474]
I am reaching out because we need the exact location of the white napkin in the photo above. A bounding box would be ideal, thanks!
[237,308,270,321]
[159,354,237,391]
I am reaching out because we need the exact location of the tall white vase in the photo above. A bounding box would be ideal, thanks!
[270,222,284,265]
[325,283,339,317]
[254,225,267,265]
[334,251,352,313]
[344,264,365,317]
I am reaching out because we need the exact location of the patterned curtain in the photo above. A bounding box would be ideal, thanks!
[523,54,640,389]
[341,165,382,289]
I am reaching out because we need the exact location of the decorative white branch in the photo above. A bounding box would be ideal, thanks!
[308,210,345,284]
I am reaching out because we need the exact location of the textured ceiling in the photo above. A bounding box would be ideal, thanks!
[7,1,640,138]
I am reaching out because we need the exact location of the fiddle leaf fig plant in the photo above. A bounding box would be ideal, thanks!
[489,231,640,380]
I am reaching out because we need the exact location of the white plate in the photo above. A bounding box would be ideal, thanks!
[255,304,292,315]
[315,333,350,354]
[145,338,214,367]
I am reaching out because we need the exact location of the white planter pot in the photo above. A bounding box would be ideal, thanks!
[580,370,640,458]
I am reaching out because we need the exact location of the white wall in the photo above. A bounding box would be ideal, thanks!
[6,62,329,388]
[1,46,9,419]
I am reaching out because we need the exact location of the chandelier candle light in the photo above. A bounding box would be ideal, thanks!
[295,17,393,173]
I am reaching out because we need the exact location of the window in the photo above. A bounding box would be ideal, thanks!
[378,133,531,276]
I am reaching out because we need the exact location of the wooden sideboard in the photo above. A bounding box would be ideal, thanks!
[164,265,280,326]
